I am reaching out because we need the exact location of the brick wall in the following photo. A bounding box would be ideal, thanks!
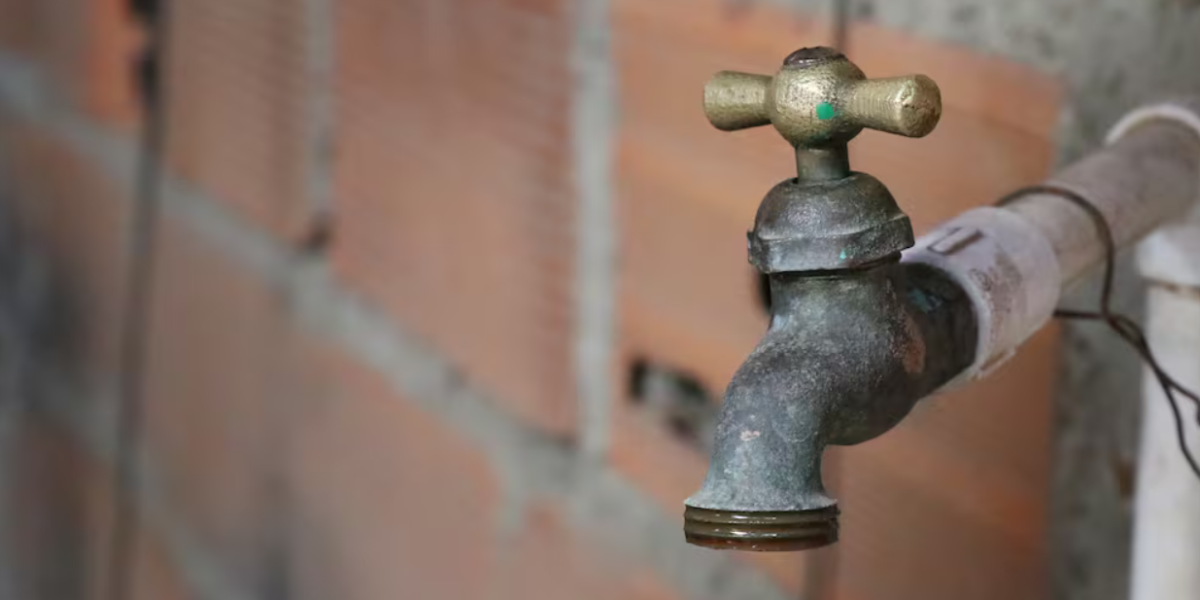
[0,1,1065,600]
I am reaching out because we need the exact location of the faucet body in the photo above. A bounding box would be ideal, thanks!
[684,47,957,550]
[684,259,976,550]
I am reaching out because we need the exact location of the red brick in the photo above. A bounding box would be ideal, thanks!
[845,21,1063,236]
[288,343,684,600]
[829,328,1058,600]
[287,348,502,600]
[82,0,145,129]
[139,212,298,590]
[1,412,194,600]
[2,414,111,599]
[164,0,318,239]
[847,21,1061,141]
[332,0,578,435]
[611,1,1062,597]
[0,0,39,56]
[0,0,142,128]
[132,530,199,600]
[0,110,130,387]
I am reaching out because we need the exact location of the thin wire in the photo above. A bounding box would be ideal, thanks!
[107,2,172,599]
[832,0,850,52]
[996,184,1200,480]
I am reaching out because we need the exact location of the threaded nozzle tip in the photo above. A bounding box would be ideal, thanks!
[683,505,839,552]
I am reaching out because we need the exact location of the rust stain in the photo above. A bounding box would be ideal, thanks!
[900,312,926,374]
[1111,455,1136,503]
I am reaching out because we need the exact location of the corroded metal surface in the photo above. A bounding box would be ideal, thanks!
[749,173,914,272]
[683,262,978,551]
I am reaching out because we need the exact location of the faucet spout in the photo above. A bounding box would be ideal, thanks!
[684,260,976,551]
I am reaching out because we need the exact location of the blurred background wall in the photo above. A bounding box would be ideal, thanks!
[0,1,1195,599]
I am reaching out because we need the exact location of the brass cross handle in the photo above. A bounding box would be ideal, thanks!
[704,47,942,151]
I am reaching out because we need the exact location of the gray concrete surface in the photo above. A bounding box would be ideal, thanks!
[571,0,619,462]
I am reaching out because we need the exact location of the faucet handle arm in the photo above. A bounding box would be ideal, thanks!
[842,74,941,138]
[704,71,773,132]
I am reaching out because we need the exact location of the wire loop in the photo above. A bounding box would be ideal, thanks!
[997,184,1200,480]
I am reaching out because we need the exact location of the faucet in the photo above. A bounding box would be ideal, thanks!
[683,46,1200,560]
[681,42,1200,600]
[683,47,979,551]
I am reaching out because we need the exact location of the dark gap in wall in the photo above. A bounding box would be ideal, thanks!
[833,0,852,50]
[298,212,336,255]
[133,46,158,112]
[127,0,160,24]
[109,2,171,598]
[627,358,717,452]
[127,0,161,111]
[627,359,650,403]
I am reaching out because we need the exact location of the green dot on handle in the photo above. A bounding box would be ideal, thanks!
[816,102,838,120]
